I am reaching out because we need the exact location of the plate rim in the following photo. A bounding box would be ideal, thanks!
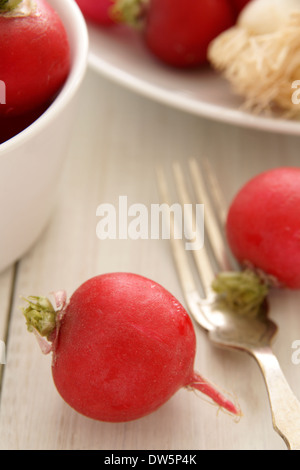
[88,28,300,137]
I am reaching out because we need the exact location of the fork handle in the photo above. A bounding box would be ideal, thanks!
[251,346,300,450]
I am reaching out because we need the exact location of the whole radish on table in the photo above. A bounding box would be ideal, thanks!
[213,167,300,316]
[22,272,240,422]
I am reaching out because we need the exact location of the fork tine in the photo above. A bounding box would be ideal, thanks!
[200,157,228,226]
[172,161,215,296]
[155,164,214,331]
[155,164,200,294]
[188,158,234,273]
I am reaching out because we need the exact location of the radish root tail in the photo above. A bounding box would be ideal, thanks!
[186,372,242,418]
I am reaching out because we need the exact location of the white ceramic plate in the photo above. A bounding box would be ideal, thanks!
[88,23,300,136]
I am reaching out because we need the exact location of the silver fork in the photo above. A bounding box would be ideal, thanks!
[156,158,300,450]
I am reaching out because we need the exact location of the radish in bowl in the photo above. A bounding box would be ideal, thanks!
[0,0,71,119]
[0,0,88,272]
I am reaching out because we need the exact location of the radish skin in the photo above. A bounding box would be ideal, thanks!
[226,167,300,290]
[0,0,70,117]
[212,167,300,317]
[75,0,116,26]
[23,273,240,422]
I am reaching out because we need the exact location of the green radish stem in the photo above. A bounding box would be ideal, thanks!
[112,0,148,28]
[0,0,23,10]
[22,296,57,339]
[22,291,66,340]
[211,268,270,317]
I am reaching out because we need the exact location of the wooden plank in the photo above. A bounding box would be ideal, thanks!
[0,265,15,388]
[0,68,299,450]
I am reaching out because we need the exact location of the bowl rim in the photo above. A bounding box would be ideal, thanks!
[0,0,89,155]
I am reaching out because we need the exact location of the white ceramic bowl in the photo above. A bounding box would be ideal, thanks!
[0,0,89,273]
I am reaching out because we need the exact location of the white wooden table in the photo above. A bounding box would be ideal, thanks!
[0,67,300,450]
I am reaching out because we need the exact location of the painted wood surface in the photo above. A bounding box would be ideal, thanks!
[0,69,300,450]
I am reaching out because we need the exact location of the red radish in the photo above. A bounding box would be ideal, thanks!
[0,0,70,117]
[75,0,116,26]
[0,102,49,144]
[23,272,240,422]
[114,0,235,68]
[226,167,300,290]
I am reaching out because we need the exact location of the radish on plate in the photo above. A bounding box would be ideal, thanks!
[231,0,252,15]
[0,0,70,117]
[22,272,240,422]
[75,0,117,26]
[113,0,236,68]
